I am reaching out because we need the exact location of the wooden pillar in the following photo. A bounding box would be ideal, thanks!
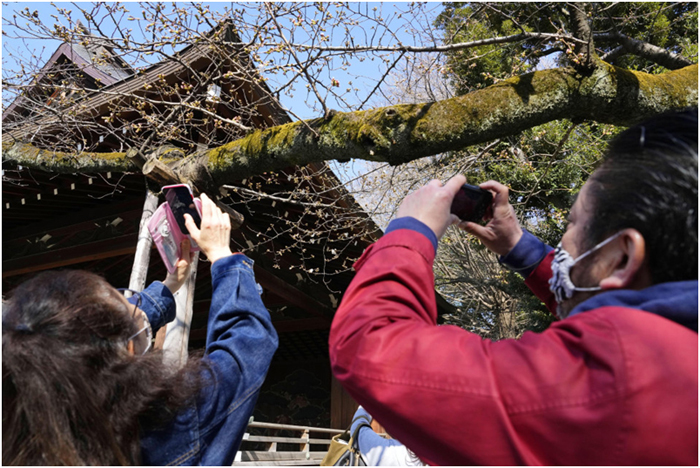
[162,252,199,368]
[330,375,359,429]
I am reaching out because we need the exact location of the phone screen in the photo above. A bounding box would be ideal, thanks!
[164,186,202,235]
[450,184,493,222]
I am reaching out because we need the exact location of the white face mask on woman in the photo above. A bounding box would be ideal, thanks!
[549,232,623,313]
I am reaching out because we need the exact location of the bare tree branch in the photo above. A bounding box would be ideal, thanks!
[288,31,585,54]
[568,3,596,70]
[5,63,697,187]
[597,32,695,70]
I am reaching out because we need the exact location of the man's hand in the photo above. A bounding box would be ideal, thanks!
[395,175,466,240]
[163,238,193,293]
[458,180,523,256]
[184,193,233,265]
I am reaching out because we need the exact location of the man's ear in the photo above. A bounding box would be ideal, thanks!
[599,229,647,290]
[127,339,136,356]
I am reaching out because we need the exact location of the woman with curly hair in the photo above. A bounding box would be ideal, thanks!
[3,193,278,465]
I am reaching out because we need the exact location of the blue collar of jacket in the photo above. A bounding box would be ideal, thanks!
[569,280,698,332]
[385,217,438,253]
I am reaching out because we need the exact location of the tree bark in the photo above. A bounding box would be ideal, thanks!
[597,33,695,70]
[569,3,596,70]
[3,63,697,187]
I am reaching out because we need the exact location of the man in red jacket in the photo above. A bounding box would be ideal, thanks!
[329,109,698,465]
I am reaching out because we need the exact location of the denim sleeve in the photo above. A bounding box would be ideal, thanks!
[195,254,279,466]
[385,217,438,253]
[128,281,175,332]
[498,230,553,278]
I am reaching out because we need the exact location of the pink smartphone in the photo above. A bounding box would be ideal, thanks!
[147,184,202,273]
[162,184,202,235]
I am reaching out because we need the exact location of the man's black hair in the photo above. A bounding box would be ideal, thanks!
[585,108,698,284]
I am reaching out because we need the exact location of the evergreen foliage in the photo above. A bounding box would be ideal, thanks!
[431,2,697,339]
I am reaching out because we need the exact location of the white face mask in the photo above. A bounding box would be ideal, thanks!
[549,232,623,310]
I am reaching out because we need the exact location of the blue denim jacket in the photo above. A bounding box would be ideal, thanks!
[132,254,279,465]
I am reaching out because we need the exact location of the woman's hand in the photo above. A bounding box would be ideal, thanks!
[163,238,193,293]
[184,193,233,265]
[458,180,523,256]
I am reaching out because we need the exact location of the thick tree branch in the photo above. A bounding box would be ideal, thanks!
[4,64,697,187]
[569,3,596,70]
[596,32,695,70]
[188,63,698,185]
[601,45,628,65]
[2,143,131,173]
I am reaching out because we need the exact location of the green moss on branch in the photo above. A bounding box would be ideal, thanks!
[4,63,697,186]
[2,141,132,173]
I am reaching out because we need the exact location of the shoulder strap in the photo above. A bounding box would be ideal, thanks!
[350,414,371,428]
[350,415,372,443]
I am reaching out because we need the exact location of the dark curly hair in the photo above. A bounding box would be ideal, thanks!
[2,270,207,465]
[585,108,698,284]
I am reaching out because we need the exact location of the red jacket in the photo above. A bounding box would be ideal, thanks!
[329,229,698,465]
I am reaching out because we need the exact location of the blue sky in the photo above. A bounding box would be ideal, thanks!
[1,2,438,119]
[2,2,438,196]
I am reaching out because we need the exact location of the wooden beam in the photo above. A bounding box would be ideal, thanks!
[3,211,143,255]
[2,234,136,278]
[236,451,326,462]
[3,198,144,240]
[331,376,358,430]
[253,265,333,319]
[5,199,97,215]
[271,317,331,333]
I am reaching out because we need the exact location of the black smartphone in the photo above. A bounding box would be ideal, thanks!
[163,184,202,235]
[450,184,493,222]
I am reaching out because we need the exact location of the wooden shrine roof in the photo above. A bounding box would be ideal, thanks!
[2,20,455,363]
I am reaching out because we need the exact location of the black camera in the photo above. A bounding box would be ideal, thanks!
[450,184,493,222]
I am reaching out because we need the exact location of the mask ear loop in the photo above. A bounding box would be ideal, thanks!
[569,231,625,291]
[550,231,627,318]
[127,310,152,356]
[570,231,624,268]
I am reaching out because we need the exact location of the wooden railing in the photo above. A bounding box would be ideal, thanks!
[233,420,344,466]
